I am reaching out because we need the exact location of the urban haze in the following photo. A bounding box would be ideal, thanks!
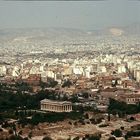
[1,0,140,140]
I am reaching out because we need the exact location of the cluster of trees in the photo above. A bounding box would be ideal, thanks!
[62,79,72,88]
[0,78,59,94]
[0,135,28,140]
[0,89,58,122]
[108,98,140,116]
[0,91,48,110]
[111,128,140,139]
[23,134,101,140]
[18,111,83,126]
[43,134,116,140]
[15,82,33,92]
[0,88,71,111]
[0,122,29,140]
[124,130,140,139]
[0,86,88,113]
[12,110,103,128]
[40,79,58,89]
[41,78,73,89]
[0,88,94,124]
[71,134,101,140]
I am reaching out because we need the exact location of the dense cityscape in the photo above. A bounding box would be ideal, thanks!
[1,0,140,139]
[0,26,140,140]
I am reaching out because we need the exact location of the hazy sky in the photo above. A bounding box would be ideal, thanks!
[0,0,140,30]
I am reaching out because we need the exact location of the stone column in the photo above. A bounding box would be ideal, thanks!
[46,104,47,110]
[71,105,72,111]
[67,105,69,111]
[60,105,62,112]
[52,105,54,111]
[68,105,71,111]
[47,104,48,110]
[48,104,50,110]
[59,106,61,112]
[62,106,64,112]
[55,105,57,112]
[65,105,67,112]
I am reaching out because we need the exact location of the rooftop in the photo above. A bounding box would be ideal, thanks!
[40,99,72,105]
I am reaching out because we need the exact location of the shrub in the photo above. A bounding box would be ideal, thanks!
[42,136,53,140]
[111,129,122,137]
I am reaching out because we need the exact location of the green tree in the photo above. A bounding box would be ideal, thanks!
[82,92,89,99]
[111,129,122,137]
[62,80,72,88]
[84,134,101,140]
[8,135,24,140]
[108,137,116,140]
[73,136,80,140]
[42,136,53,140]
[108,98,139,115]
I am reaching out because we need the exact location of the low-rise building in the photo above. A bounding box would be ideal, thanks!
[40,99,72,112]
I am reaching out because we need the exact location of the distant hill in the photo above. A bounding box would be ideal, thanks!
[124,23,140,35]
[0,24,140,41]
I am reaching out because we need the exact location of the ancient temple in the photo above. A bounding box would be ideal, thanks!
[40,99,72,112]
